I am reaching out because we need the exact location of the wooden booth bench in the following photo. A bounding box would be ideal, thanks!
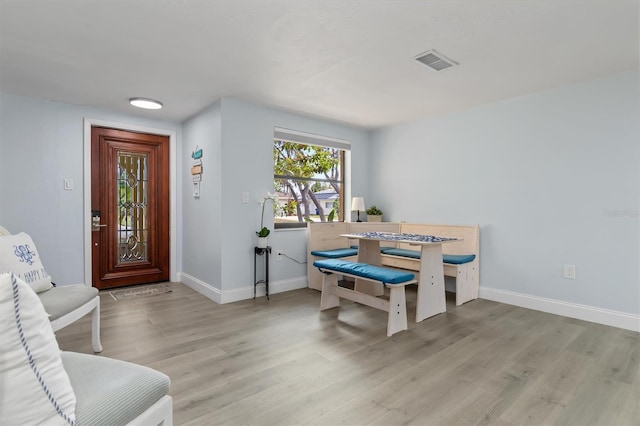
[308,222,480,305]
[314,258,417,337]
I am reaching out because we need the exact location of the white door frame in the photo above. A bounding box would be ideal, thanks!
[83,118,178,286]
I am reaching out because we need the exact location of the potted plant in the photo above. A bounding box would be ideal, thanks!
[256,226,270,248]
[257,193,277,248]
[366,205,383,222]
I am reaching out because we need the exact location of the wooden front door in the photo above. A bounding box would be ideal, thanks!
[91,127,170,289]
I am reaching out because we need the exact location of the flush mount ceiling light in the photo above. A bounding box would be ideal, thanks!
[414,49,458,71]
[129,98,163,110]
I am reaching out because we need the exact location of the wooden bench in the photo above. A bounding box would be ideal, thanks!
[314,259,417,337]
[307,222,480,306]
[307,222,398,291]
[380,224,479,306]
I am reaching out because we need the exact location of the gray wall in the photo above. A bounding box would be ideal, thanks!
[0,93,183,285]
[180,97,371,301]
[370,71,640,315]
[2,70,637,324]
[181,102,223,291]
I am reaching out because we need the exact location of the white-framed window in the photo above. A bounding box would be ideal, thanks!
[273,127,350,229]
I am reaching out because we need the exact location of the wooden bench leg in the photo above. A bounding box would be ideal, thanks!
[455,263,479,306]
[308,260,324,290]
[320,273,341,310]
[387,286,408,336]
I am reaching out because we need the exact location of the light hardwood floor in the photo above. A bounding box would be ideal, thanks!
[55,283,640,426]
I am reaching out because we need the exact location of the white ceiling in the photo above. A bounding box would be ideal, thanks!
[1,1,638,128]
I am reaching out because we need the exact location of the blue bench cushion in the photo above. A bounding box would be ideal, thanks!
[313,259,415,284]
[380,248,421,259]
[381,248,476,265]
[443,254,476,264]
[310,248,358,258]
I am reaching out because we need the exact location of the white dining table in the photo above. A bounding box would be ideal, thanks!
[341,231,459,322]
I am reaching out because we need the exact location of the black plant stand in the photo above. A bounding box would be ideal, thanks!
[254,246,271,300]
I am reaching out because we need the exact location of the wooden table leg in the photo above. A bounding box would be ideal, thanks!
[354,239,384,296]
[416,244,447,322]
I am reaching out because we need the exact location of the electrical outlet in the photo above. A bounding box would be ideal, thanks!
[563,264,576,279]
[275,250,284,261]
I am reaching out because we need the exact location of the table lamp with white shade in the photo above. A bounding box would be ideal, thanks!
[351,197,366,222]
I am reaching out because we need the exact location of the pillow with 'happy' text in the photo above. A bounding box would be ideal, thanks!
[0,232,53,293]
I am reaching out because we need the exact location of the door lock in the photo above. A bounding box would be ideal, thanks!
[91,210,107,231]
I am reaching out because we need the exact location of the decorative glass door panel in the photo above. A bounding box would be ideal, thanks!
[117,151,149,264]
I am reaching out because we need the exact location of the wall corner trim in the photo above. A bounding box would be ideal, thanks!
[179,272,222,304]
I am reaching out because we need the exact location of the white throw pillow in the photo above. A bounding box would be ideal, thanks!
[0,272,76,425]
[0,232,53,293]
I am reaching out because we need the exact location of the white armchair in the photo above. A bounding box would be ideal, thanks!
[1,272,172,425]
[0,225,102,352]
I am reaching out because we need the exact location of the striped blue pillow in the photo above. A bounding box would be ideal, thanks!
[0,272,76,425]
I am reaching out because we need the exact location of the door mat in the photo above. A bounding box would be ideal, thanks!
[109,283,172,301]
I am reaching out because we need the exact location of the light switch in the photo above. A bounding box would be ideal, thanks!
[242,192,249,203]
[64,179,73,191]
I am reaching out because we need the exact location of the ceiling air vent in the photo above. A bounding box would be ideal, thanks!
[414,49,458,71]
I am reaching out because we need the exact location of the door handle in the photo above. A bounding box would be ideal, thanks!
[91,210,107,231]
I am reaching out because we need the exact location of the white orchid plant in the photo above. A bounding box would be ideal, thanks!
[256,192,279,238]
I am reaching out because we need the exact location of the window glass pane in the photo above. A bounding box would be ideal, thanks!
[274,139,345,228]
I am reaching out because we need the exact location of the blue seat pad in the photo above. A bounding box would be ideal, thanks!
[381,248,476,264]
[443,254,476,264]
[313,258,414,284]
[380,248,421,259]
[310,248,358,258]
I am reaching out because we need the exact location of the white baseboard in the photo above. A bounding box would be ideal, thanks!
[480,286,640,332]
[177,273,308,305]
[220,276,308,304]
[178,272,222,304]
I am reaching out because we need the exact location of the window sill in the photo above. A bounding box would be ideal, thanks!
[274,227,308,233]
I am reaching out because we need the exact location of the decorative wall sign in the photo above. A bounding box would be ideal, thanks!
[191,146,203,198]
